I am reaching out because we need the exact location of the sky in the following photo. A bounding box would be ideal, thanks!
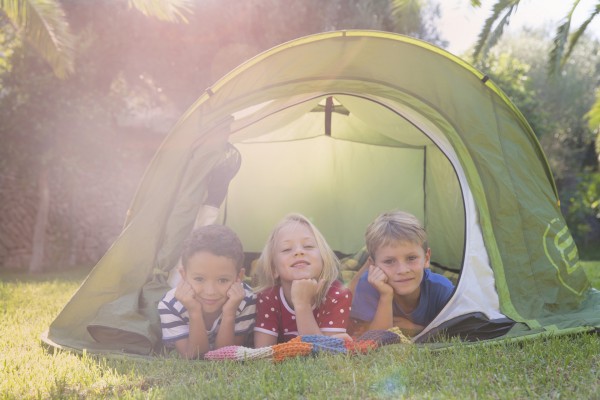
[437,0,600,55]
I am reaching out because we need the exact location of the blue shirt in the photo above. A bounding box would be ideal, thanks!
[350,269,454,326]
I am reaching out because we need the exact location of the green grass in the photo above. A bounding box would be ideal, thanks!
[1,265,599,400]
[583,260,600,287]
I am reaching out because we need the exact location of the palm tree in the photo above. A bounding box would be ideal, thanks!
[0,0,193,272]
[0,0,75,78]
[0,0,193,79]
[470,0,600,139]
[127,0,193,23]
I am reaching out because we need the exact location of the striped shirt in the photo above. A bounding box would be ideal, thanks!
[158,282,256,349]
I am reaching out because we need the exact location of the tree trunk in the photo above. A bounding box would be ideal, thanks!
[67,183,78,267]
[29,168,49,273]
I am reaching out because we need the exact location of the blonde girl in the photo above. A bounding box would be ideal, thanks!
[253,213,352,347]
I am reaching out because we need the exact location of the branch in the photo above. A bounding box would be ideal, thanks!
[564,2,600,66]
[586,90,600,131]
[1,0,75,78]
[473,0,520,61]
[128,0,194,23]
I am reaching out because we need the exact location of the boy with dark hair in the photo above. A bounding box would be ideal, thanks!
[158,225,255,358]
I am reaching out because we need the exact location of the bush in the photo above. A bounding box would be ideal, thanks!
[564,171,600,258]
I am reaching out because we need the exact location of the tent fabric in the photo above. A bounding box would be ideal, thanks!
[43,30,600,357]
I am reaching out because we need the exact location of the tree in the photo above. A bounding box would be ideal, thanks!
[0,0,193,79]
[0,0,74,78]
[0,0,193,273]
[473,27,600,251]
[469,0,600,146]
[391,0,447,47]
[468,0,600,250]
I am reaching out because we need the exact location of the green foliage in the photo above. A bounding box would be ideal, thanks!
[1,270,599,399]
[0,20,154,267]
[390,0,446,46]
[0,39,125,174]
[472,0,520,61]
[564,172,600,250]
[470,0,600,177]
[470,27,600,250]
[127,0,193,23]
[549,2,600,75]
[548,1,577,75]
[472,28,599,173]
[586,88,600,130]
[473,51,549,138]
[472,0,600,75]
[0,0,75,78]
[0,0,197,79]
[583,260,600,284]
[0,17,18,74]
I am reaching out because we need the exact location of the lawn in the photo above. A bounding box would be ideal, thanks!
[1,262,598,399]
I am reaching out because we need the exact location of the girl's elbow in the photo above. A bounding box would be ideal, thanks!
[254,333,276,348]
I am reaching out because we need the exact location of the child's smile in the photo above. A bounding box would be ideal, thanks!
[290,260,310,268]
[181,251,239,315]
[274,223,324,283]
[198,297,220,307]
[374,240,431,302]
[393,276,416,284]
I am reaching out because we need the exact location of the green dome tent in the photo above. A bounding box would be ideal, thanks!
[42,31,600,356]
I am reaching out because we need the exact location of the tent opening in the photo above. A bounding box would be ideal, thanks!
[213,94,466,282]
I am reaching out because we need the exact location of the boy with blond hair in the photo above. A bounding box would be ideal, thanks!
[349,211,454,337]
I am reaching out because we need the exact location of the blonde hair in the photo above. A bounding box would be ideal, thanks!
[254,213,340,307]
[365,211,428,259]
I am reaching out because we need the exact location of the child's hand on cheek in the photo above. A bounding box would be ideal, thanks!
[174,279,203,314]
[368,265,394,297]
[222,281,245,317]
[291,278,326,308]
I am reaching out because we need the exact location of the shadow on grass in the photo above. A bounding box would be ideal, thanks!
[579,244,600,261]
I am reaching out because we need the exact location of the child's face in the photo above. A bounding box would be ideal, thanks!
[272,222,324,284]
[372,240,430,298]
[181,251,241,315]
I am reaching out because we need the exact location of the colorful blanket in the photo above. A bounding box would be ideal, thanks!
[204,328,412,362]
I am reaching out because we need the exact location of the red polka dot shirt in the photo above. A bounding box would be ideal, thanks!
[254,280,352,343]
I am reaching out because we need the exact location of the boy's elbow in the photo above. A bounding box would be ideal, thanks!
[175,341,207,359]
[179,347,206,359]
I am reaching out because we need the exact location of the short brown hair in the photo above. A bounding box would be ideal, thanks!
[365,211,428,259]
[181,225,244,271]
